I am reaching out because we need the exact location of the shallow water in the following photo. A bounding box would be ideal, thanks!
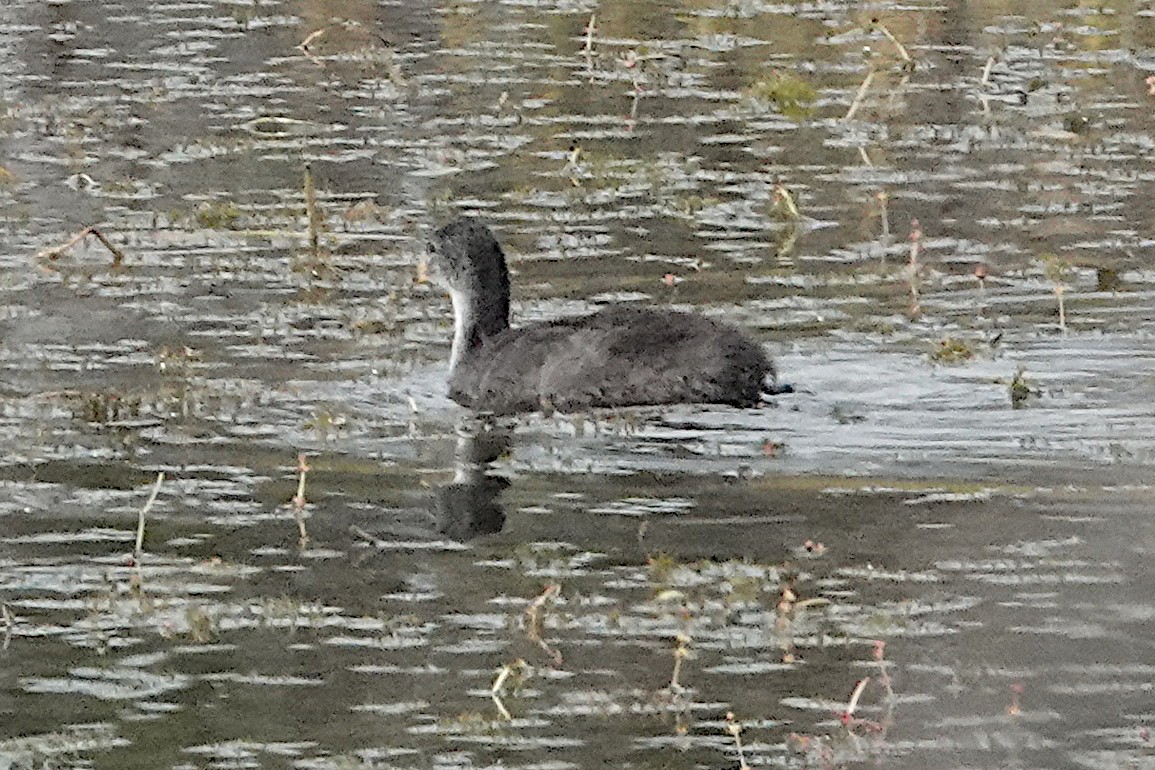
[1,0,1155,768]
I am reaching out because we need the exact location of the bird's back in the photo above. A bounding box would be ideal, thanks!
[448,305,772,414]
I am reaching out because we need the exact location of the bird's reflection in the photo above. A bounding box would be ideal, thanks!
[431,421,512,540]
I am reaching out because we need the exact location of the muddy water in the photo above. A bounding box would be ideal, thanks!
[1,0,1154,768]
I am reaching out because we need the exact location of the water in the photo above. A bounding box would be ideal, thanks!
[1,1,1154,768]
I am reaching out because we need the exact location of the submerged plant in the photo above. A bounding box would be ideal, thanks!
[770,183,801,221]
[930,337,975,364]
[746,71,817,118]
[195,200,241,229]
[1008,366,1040,409]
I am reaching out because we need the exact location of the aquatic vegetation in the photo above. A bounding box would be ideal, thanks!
[787,639,895,766]
[184,604,216,643]
[647,552,679,583]
[78,390,142,424]
[194,200,241,230]
[1096,266,1120,292]
[929,336,976,364]
[341,199,384,226]
[770,183,801,221]
[745,71,817,118]
[1008,366,1041,409]
[304,410,347,441]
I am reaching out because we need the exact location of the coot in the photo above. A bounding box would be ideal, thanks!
[427,217,783,414]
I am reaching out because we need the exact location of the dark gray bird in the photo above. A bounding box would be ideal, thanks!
[427,217,785,415]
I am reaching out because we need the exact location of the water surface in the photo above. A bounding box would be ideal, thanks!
[1,1,1154,768]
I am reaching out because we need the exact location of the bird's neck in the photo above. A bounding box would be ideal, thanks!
[449,286,509,370]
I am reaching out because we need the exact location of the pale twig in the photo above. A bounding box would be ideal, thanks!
[844,69,876,121]
[725,712,750,770]
[875,22,912,63]
[299,27,326,66]
[582,14,597,81]
[0,603,13,651]
[845,676,871,719]
[491,662,513,695]
[491,659,526,721]
[491,692,512,721]
[981,55,995,86]
[300,28,326,49]
[292,453,310,546]
[670,631,692,690]
[135,472,165,560]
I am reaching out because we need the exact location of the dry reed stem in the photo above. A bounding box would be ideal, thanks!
[300,28,326,49]
[725,712,750,770]
[670,630,692,689]
[875,22,912,63]
[844,69,876,121]
[845,677,871,718]
[38,226,125,267]
[877,191,890,241]
[0,603,13,651]
[299,28,326,66]
[135,472,165,560]
[292,453,310,546]
[907,219,922,314]
[491,659,527,721]
[524,584,562,664]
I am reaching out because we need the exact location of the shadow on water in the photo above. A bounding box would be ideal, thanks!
[1,0,1155,768]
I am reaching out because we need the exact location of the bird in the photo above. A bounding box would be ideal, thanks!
[425,216,786,415]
